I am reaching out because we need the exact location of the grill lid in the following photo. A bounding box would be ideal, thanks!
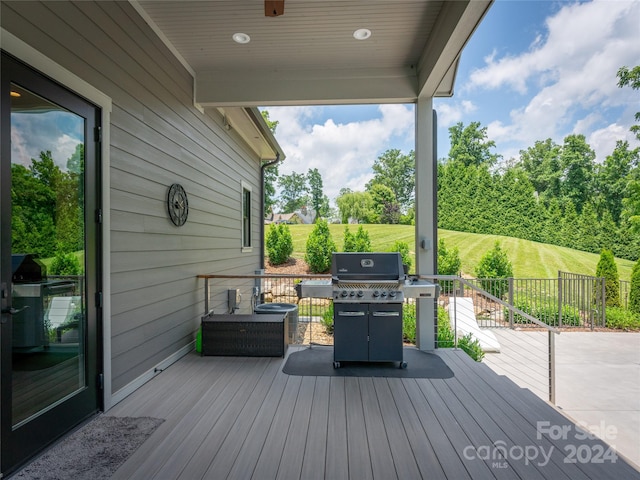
[12,254,46,283]
[331,252,405,281]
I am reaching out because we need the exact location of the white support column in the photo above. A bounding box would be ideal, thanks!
[415,96,437,350]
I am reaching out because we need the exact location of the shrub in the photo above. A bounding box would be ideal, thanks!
[305,219,336,273]
[49,252,81,276]
[437,306,455,348]
[403,303,416,343]
[595,249,621,307]
[508,300,582,327]
[629,258,640,315]
[605,306,640,330]
[266,223,293,265]
[354,225,372,252]
[321,302,334,334]
[437,239,461,293]
[458,333,485,362]
[391,240,412,272]
[474,241,513,299]
[342,226,356,252]
[436,306,483,361]
[342,225,371,252]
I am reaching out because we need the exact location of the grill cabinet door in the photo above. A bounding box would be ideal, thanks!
[369,304,403,362]
[334,304,368,362]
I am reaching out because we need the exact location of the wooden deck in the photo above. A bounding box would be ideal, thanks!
[107,347,639,480]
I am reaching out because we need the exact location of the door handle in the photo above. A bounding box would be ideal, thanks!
[372,311,400,317]
[2,305,29,315]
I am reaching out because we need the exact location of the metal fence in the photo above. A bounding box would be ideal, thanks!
[620,279,631,309]
[198,273,333,346]
[438,272,606,330]
[197,270,614,404]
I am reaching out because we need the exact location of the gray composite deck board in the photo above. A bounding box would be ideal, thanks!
[109,348,640,480]
[276,376,316,480]
[385,377,449,479]
[299,376,330,480]
[359,378,398,479]
[438,351,581,480]
[344,377,374,480]
[326,377,349,480]
[371,378,423,480]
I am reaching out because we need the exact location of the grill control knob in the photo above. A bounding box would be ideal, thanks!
[381,291,387,297]
[341,290,348,297]
[373,290,380,297]
[349,291,355,297]
[389,291,397,298]
[357,291,364,298]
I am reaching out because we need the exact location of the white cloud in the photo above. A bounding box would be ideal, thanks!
[436,100,477,127]
[54,134,81,169]
[466,0,640,161]
[588,123,638,163]
[267,104,415,205]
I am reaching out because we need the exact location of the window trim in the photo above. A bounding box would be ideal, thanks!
[241,181,252,252]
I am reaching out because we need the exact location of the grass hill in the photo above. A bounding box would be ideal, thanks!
[276,224,635,282]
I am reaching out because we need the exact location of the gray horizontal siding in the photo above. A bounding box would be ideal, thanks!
[3,1,265,394]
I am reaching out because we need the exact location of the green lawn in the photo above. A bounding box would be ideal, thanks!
[276,224,635,282]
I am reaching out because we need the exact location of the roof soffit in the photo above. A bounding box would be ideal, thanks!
[134,0,492,106]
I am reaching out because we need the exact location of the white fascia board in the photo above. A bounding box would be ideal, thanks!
[418,0,493,98]
[220,107,285,161]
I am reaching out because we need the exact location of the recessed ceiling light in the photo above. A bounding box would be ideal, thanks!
[232,33,251,44]
[10,91,21,98]
[353,28,372,40]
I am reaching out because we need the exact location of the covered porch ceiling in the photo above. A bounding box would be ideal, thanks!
[133,0,492,107]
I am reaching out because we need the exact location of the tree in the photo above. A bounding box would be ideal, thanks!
[560,134,595,214]
[622,179,640,233]
[368,183,400,224]
[595,249,621,308]
[261,110,280,217]
[474,241,513,299]
[595,141,639,223]
[365,149,415,211]
[305,219,336,273]
[630,258,640,315]
[617,65,640,141]
[278,171,308,213]
[335,190,373,224]
[448,121,500,167]
[519,139,563,200]
[437,239,461,293]
[307,168,329,220]
[11,151,62,258]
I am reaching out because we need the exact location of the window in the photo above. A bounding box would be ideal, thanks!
[241,182,252,251]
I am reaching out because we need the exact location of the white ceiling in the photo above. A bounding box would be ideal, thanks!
[134,0,492,107]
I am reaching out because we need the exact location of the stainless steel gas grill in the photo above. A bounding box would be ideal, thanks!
[330,253,409,369]
[296,252,439,368]
[331,252,442,368]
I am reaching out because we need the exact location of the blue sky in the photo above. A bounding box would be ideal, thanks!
[266,0,640,206]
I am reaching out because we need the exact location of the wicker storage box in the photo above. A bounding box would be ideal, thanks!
[201,313,288,357]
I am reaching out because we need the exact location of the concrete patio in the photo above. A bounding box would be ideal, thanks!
[484,330,640,469]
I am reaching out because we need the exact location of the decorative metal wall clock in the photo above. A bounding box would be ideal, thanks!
[167,183,189,226]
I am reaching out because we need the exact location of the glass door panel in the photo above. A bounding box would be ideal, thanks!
[10,84,86,427]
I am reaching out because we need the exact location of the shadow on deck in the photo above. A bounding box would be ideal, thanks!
[107,347,639,480]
